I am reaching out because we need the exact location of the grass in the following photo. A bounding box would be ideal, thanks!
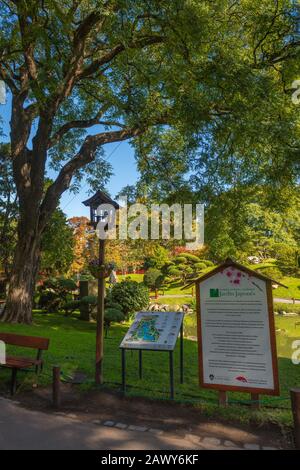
[0,312,299,428]
[117,272,300,300]
[116,274,144,283]
[274,277,300,300]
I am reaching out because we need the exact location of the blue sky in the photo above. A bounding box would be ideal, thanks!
[0,93,139,219]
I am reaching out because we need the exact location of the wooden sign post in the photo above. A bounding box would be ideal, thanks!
[194,259,283,406]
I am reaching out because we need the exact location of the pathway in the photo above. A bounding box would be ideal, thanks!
[0,398,279,450]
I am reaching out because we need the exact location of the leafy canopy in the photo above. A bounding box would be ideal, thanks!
[0,0,299,206]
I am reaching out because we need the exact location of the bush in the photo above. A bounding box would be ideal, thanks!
[37,277,78,312]
[257,266,283,281]
[38,290,60,312]
[194,262,207,270]
[143,269,164,295]
[274,243,298,274]
[81,295,98,306]
[167,266,181,276]
[143,268,162,286]
[78,295,125,330]
[62,299,80,316]
[110,280,149,317]
[104,308,124,336]
[174,256,187,264]
[202,260,214,267]
[180,253,201,263]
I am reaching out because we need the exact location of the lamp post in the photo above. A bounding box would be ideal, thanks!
[83,191,119,385]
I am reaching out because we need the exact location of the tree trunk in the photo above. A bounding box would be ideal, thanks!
[1,225,41,324]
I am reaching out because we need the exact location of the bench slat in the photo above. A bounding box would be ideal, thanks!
[0,333,49,350]
[2,356,39,369]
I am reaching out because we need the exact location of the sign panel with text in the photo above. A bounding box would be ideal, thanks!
[196,260,280,395]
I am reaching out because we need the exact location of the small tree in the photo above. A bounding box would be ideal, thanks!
[38,277,77,312]
[144,246,170,270]
[143,268,164,299]
[110,280,149,318]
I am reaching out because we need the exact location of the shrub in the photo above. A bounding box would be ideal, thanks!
[37,277,78,312]
[180,253,201,263]
[202,260,214,267]
[104,308,125,337]
[167,266,181,276]
[62,299,80,316]
[194,262,207,270]
[110,280,149,317]
[38,290,60,312]
[257,266,283,281]
[174,256,187,264]
[143,268,164,298]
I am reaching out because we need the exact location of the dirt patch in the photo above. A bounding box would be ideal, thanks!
[4,384,293,449]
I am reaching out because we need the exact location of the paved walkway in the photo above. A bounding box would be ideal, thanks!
[0,398,278,450]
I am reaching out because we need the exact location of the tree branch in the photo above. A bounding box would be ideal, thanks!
[79,35,164,79]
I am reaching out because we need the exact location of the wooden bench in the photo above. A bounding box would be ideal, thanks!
[0,333,49,395]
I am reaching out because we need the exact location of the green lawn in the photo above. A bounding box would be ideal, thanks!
[117,274,144,283]
[0,312,299,428]
[274,277,300,300]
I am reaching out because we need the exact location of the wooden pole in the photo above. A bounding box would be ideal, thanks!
[290,388,300,449]
[95,238,105,385]
[251,393,260,410]
[52,366,61,409]
[180,322,184,384]
[218,390,228,407]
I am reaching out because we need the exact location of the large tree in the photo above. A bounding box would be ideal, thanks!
[0,1,299,322]
[0,143,18,277]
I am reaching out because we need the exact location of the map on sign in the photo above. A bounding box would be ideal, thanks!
[120,311,184,351]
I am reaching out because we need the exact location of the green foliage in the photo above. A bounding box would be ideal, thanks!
[144,246,170,270]
[37,277,78,312]
[104,308,124,337]
[143,268,164,291]
[174,256,187,264]
[194,262,207,271]
[110,280,149,318]
[273,243,299,274]
[167,266,181,277]
[40,210,75,277]
[257,266,284,281]
[204,189,300,264]
[61,300,80,316]
[202,260,214,267]
[81,295,97,306]
[180,253,200,263]
[207,232,238,263]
